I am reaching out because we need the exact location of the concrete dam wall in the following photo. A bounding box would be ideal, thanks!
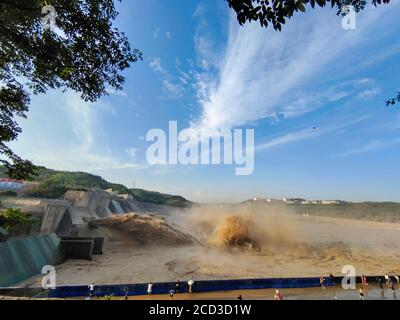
[0,234,64,287]
[0,188,164,287]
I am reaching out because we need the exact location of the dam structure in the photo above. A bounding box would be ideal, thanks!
[2,188,145,237]
[0,188,147,287]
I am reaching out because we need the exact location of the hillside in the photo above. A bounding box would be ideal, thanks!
[0,166,192,208]
[290,202,400,223]
[129,188,191,208]
[244,198,400,223]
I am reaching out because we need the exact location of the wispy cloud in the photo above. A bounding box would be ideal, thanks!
[149,57,183,97]
[162,79,183,97]
[149,57,166,74]
[255,115,372,151]
[25,92,140,172]
[256,128,318,151]
[342,138,400,156]
[193,5,221,71]
[357,87,381,99]
[108,88,127,97]
[191,5,395,130]
[126,147,139,162]
[67,93,96,149]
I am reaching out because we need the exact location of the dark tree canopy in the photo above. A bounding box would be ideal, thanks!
[386,92,400,107]
[227,0,391,31]
[0,0,142,179]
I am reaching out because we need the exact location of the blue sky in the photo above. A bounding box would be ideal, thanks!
[11,1,400,203]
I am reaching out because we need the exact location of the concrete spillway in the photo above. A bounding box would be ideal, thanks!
[110,200,125,215]
[40,200,70,234]
[2,188,154,241]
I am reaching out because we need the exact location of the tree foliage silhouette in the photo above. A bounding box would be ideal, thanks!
[0,0,142,179]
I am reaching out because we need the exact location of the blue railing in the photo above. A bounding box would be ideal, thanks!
[49,276,335,298]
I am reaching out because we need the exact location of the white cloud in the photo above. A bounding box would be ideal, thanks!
[278,79,379,118]
[342,138,400,155]
[66,93,96,149]
[193,5,205,18]
[126,147,139,162]
[149,57,165,74]
[28,151,139,173]
[193,5,220,71]
[149,57,184,97]
[357,87,381,99]
[108,88,127,97]
[166,31,172,39]
[23,92,140,173]
[162,79,183,97]
[256,128,319,151]
[255,115,372,151]
[191,5,395,131]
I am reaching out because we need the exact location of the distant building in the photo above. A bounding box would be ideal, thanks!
[251,197,276,203]
[279,198,343,205]
[0,178,25,191]
[321,200,340,205]
[286,198,306,204]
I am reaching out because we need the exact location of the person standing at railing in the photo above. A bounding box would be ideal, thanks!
[88,282,95,297]
[359,288,365,300]
[147,282,153,295]
[385,273,390,285]
[320,276,326,291]
[361,275,368,286]
[274,290,283,300]
[175,280,181,293]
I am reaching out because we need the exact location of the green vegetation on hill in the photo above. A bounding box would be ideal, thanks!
[23,170,114,199]
[0,166,192,207]
[129,188,191,208]
[0,208,38,232]
[24,184,69,199]
[1,166,131,199]
[33,167,111,189]
[290,202,400,223]
[244,199,400,223]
